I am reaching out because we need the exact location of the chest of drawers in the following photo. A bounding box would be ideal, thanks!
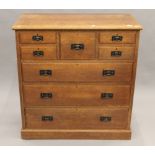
[12,13,142,139]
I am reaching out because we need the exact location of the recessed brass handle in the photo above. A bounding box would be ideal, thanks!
[112,35,123,41]
[71,43,84,50]
[103,70,115,76]
[111,51,122,57]
[40,93,52,99]
[32,35,43,41]
[100,116,111,122]
[33,51,44,57]
[101,93,113,99]
[39,70,52,76]
[42,116,53,121]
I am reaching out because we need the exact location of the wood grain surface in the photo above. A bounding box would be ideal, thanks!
[12,13,142,30]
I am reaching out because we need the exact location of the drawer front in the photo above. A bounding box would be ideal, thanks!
[60,32,96,59]
[22,63,132,82]
[20,45,57,60]
[99,31,136,44]
[99,46,134,60]
[25,107,129,129]
[19,31,56,44]
[23,84,131,106]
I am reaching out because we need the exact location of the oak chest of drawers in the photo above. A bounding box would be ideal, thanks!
[12,13,142,139]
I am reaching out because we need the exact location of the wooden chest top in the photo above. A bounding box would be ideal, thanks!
[12,13,142,30]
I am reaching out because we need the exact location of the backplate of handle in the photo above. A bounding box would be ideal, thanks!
[71,43,84,50]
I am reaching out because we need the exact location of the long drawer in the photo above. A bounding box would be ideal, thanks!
[23,84,131,107]
[22,62,133,82]
[25,107,129,129]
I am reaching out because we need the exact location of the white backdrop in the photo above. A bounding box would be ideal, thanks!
[0,9,155,145]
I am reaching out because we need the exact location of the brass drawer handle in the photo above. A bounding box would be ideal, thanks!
[103,70,115,76]
[39,70,52,76]
[42,116,53,121]
[101,93,113,99]
[71,43,84,50]
[40,93,52,99]
[100,116,111,122]
[32,35,43,41]
[112,35,123,41]
[33,51,44,57]
[111,51,122,57]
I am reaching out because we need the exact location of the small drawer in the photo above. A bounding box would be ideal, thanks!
[99,31,136,44]
[22,62,133,82]
[25,107,129,129]
[23,84,131,107]
[20,45,57,60]
[99,46,135,60]
[60,32,96,59]
[19,31,56,44]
